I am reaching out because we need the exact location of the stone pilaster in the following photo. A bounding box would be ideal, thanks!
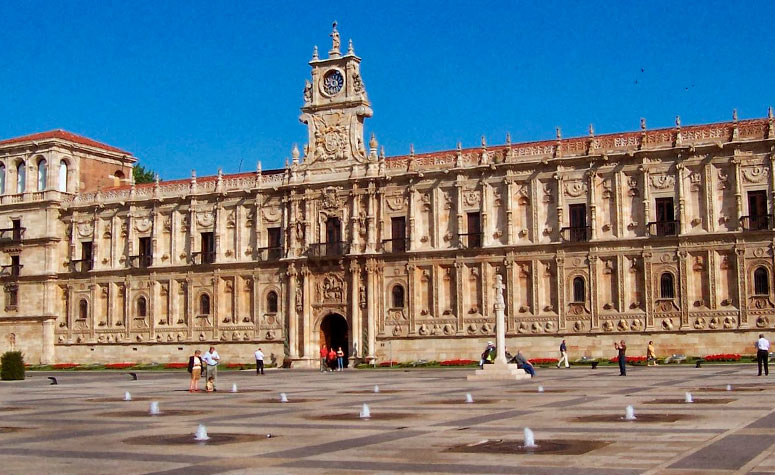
[556,253,566,330]
[366,258,377,359]
[588,171,597,240]
[735,246,748,326]
[589,255,598,329]
[505,178,516,244]
[286,263,298,358]
[677,162,686,235]
[349,260,361,355]
[732,157,743,229]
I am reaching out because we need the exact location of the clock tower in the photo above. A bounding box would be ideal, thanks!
[299,23,374,177]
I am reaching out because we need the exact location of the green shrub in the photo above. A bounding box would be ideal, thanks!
[1,351,25,380]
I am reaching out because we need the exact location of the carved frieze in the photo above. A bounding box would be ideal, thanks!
[649,174,675,190]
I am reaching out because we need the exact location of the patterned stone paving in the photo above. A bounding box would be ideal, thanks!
[1,365,774,474]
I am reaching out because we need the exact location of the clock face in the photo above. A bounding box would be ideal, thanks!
[322,70,344,96]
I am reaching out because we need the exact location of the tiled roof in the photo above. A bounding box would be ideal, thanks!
[0,129,133,156]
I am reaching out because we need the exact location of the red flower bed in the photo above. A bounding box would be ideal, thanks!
[226,363,246,368]
[610,356,647,363]
[530,358,559,365]
[440,359,477,366]
[104,363,136,369]
[379,361,399,367]
[51,363,79,369]
[704,353,742,362]
[164,362,188,369]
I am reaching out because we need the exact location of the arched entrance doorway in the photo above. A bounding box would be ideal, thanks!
[320,313,349,368]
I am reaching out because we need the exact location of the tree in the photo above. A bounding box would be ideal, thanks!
[133,164,156,184]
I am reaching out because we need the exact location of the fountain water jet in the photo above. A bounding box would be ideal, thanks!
[523,427,537,448]
[684,392,693,403]
[194,424,210,441]
[624,405,636,420]
[537,385,544,393]
[726,384,732,391]
[149,401,161,416]
[465,393,474,403]
[231,384,238,393]
[279,393,288,403]
[360,403,371,419]
[374,385,380,393]
[124,392,132,401]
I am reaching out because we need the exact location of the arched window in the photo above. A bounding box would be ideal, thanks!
[660,273,675,299]
[0,163,5,194]
[16,161,25,193]
[572,276,585,303]
[78,299,88,319]
[754,267,769,295]
[136,296,147,317]
[113,170,124,187]
[199,294,210,315]
[37,158,47,191]
[267,291,278,313]
[392,285,405,308]
[58,160,68,192]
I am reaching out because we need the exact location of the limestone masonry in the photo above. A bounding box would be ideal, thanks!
[2,27,774,366]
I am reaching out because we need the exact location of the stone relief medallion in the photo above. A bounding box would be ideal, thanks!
[77,222,94,237]
[134,217,152,233]
[630,319,643,331]
[602,321,614,332]
[386,194,406,211]
[723,316,736,329]
[756,316,769,328]
[196,212,214,228]
[693,317,706,329]
[462,190,481,207]
[742,166,768,184]
[650,174,675,190]
[709,317,720,329]
[661,318,674,330]
[573,320,585,332]
[321,187,344,209]
[262,207,281,223]
[564,181,587,198]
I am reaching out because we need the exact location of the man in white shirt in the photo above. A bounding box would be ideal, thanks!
[254,347,265,375]
[202,346,220,390]
[756,334,770,376]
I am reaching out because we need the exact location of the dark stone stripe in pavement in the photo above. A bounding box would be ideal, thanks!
[0,447,211,464]
[431,409,528,427]
[668,434,775,470]
[746,411,775,428]
[471,426,724,435]
[281,459,642,474]
[263,429,428,459]
[539,396,606,407]
[4,426,139,445]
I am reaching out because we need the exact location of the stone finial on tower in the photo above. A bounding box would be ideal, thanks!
[732,109,740,140]
[292,144,300,165]
[769,106,773,120]
[556,126,562,140]
[410,143,415,157]
[640,118,647,130]
[216,168,224,193]
[455,141,463,168]
[480,135,489,165]
[312,45,319,61]
[675,115,683,145]
[347,39,354,56]
[768,107,774,138]
[379,145,385,160]
[675,115,681,128]
[368,133,378,161]
[588,124,595,137]
[732,108,738,122]
[329,21,341,56]
[506,131,511,146]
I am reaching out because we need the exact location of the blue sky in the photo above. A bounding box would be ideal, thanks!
[1,1,774,179]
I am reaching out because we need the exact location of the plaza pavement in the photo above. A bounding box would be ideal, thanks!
[0,364,774,474]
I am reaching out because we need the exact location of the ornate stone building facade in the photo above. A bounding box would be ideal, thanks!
[2,28,775,365]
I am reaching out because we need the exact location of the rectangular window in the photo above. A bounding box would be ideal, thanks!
[267,227,282,260]
[138,236,152,267]
[568,203,587,242]
[747,190,768,230]
[81,242,93,271]
[390,216,406,252]
[5,284,18,310]
[11,219,21,242]
[201,232,215,264]
[654,197,676,236]
[10,255,20,278]
[466,212,481,248]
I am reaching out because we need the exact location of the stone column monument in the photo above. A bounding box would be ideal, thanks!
[468,274,531,381]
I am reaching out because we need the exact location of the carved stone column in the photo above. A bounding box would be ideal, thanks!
[556,253,566,330]
[432,187,441,248]
[588,255,598,329]
[530,178,540,242]
[408,183,417,250]
[678,249,689,327]
[214,202,223,262]
[454,261,464,333]
[614,171,624,237]
[89,283,97,341]
[151,206,160,266]
[588,171,597,240]
[735,246,748,327]
[641,165,651,234]
[732,157,743,229]
[481,181,490,247]
[149,279,158,340]
[349,260,360,356]
[286,263,298,358]
[643,250,654,329]
[235,205,242,262]
[555,173,564,239]
[704,163,715,232]
[504,257,516,332]
[676,162,687,235]
[185,276,194,340]
[454,178,464,245]
[367,183,377,253]
[505,178,516,244]
[301,267,310,358]
[770,154,775,230]
[350,186,360,252]
[123,278,130,340]
[366,258,377,360]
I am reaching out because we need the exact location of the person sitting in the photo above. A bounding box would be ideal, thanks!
[205,376,215,392]
[513,350,536,377]
[479,342,496,369]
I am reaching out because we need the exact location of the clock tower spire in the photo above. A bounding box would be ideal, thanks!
[299,24,373,177]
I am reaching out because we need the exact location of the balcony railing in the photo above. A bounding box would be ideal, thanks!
[647,220,679,237]
[256,246,283,261]
[192,251,216,265]
[308,241,348,259]
[740,214,772,232]
[70,259,93,273]
[458,232,483,249]
[382,238,409,254]
[560,226,591,242]
[0,264,22,278]
[128,255,153,268]
[0,227,25,243]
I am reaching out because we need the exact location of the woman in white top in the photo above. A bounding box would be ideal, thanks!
[188,349,203,392]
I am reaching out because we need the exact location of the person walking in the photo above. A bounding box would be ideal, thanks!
[254,347,265,375]
[647,341,658,367]
[202,346,220,390]
[319,345,328,372]
[557,339,569,368]
[614,340,627,376]
[187,349,203,392]
[336,347,345,371]
[756,333,770,376]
